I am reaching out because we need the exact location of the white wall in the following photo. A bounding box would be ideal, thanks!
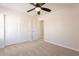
[41,4,79,52]
[0,5,40,47]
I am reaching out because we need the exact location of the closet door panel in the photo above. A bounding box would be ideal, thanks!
[6,14,19,45]
[5,14,31,46]
[0,14,4,48]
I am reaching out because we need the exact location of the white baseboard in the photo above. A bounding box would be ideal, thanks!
[45,39,79,52]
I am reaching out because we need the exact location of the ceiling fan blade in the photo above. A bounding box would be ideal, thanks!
[37,11,40,15]
[36,3,40,7]
[30,3,36,6]
[27,8,35,12]
[40,3,45,6]
[41,7,51,12]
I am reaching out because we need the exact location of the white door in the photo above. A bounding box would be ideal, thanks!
[0,14,4,48]
[5,14,32,46]
[0,13,40,47]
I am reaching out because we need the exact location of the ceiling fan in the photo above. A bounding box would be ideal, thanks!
[27,3,51,15]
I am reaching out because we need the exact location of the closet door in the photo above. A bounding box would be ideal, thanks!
[0,14,4,48]
[6,14,19,45]
[5,13,32,46]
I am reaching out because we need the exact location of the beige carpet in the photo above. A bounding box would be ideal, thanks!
[0,40,79,56]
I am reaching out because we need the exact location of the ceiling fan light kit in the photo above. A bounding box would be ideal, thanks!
[27,3,51,15]
[35,7,41,12]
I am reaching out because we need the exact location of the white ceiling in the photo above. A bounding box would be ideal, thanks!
[0,3,78,16]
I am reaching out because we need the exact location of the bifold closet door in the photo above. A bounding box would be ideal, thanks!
[0,13,40,47]
[0,14,4,48]
[5,14,32,46]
